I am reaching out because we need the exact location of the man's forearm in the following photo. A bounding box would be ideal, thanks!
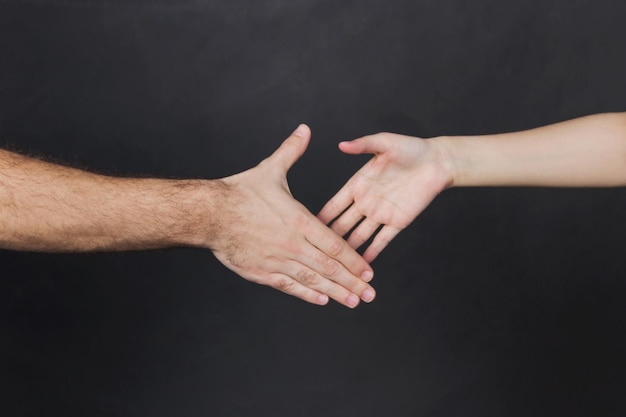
[436,112,626,187]
[0,149,220,252]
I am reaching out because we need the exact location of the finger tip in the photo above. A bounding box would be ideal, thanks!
[293,123,311,138]
[362,288,376,303]
[339,141,366,155]
[317,294,329,305]
[346,294,360,309]
[360,270,374,282]
[338,141,351,151]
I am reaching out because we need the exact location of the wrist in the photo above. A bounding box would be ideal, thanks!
[172,179,233,249]
[428,136,460,189]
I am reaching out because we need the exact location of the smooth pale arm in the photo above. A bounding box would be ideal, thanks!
[320,112,626,262]
[437,112,626,188]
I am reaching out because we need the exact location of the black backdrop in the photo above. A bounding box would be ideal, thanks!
[2,1,626,416]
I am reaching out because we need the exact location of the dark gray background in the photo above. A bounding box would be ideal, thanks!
[2,0,626,416]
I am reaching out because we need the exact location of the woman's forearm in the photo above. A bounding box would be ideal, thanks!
[436,112,626,188]
[318,113,626,262]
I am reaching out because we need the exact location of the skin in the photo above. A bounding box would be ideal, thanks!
[0,125,375,308]
[319,112,626,262]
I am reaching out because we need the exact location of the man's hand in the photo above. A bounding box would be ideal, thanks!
[318,133,452,263]
[0,124,375,308]
[207,125,376,308]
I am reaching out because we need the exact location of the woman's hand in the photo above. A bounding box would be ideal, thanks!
[318,133,452,262]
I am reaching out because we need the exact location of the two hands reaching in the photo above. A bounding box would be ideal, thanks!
[214,126,446,307]
[186,113,626,306]
[6,114,616,307]
[0,123,433,310]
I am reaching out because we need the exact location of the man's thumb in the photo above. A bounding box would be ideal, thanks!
[266,124,311,172]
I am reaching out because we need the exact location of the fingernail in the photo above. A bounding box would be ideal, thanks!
[293,124,308,138]
[347,294,360,308]
[361,270,374,282]
[318,294,329,305]
[362,289,376,303]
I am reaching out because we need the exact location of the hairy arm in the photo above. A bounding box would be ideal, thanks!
[319,112,626,261]
[0,148,218,252]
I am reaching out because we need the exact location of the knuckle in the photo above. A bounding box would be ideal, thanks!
[320,256,340,277]
[296,268,320,286]
[328,239,345,257]
[274,278,295,293]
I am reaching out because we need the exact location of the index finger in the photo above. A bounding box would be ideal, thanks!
[305,217,374,282]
